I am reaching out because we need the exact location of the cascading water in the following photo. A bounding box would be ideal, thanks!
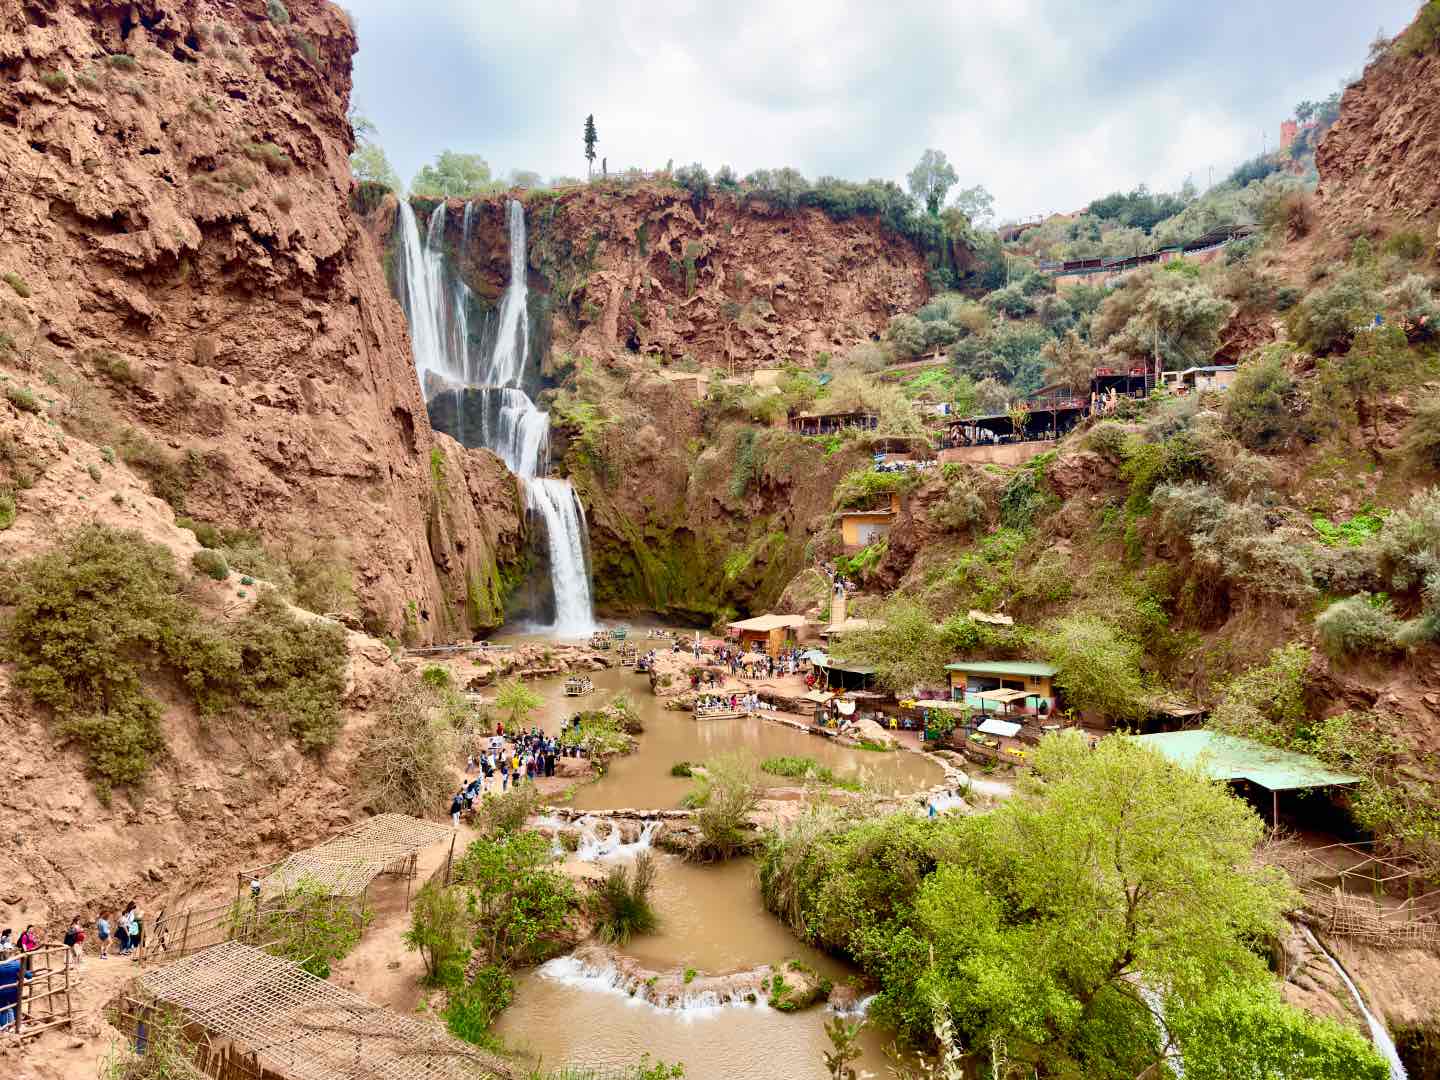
[1300,926,1408,1080]
[394,197,595,635]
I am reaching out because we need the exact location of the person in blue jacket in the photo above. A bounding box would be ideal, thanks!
[0,956,33,1029]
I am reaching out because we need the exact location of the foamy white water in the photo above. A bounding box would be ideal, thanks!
[395,197,595,634]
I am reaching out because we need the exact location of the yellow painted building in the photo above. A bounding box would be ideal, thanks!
[838,492,901,553]
[946,660,1058,714]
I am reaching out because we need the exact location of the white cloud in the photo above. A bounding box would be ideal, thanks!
[346,0,1418,220]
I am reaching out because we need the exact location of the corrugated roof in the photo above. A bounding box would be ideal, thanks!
[820,659,878,675]
[946,660,1058,678]
[1134,730,1362,792]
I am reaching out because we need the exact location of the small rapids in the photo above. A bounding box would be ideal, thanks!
[573,817,659,862]
[537,951,770,1017]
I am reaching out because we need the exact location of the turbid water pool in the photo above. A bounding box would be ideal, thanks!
[480,633,945,1077]
[496,851,895,1079]
[519,665,943,810]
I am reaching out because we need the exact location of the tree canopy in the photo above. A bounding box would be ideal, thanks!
[411,150,499,198]
[759,734,1379,1078]
[907,148,959,216]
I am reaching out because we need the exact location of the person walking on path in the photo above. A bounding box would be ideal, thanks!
[96,912,111,959]
[450,791,463,828]
[63,916,86,969]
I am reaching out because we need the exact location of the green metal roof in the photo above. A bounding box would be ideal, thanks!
[1133,730,1362,792]
[821,660,878,675]
[945,661,1058,678]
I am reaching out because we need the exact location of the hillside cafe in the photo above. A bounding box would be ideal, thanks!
[726,613,806,657]
[1135,729,1361,829]
[946,660,1057,719]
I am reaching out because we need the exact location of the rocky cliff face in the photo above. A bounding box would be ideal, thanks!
[1316,28,1440,236]
[0,0,522,644]
[403,184,929,372]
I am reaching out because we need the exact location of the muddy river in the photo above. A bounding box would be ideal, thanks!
[523,665,943,810]
[479,631,945,1077]
[495,852,896,1079]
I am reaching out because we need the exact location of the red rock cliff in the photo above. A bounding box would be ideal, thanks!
[405,185,931,371]
[1316,25,1440,236]
[0,0,522,642]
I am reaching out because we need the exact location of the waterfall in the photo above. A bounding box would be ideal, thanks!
[528,479,596,636]
[1300,926,1408,1080]
[482,198,531,389]
[394,197,595,636]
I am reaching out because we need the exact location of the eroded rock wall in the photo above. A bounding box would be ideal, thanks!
[1316,30,1440,235]
[0,0,522,643]
[387,185,929,373]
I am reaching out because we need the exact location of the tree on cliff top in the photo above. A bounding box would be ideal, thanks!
[907,149,958,216]
[584,114,598,177]
[411,150,499,198]
[349,112,400,192]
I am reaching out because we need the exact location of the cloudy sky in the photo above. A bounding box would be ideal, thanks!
[345,0,1416,223]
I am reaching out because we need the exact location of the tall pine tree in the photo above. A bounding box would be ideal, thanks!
[583,114,598,177]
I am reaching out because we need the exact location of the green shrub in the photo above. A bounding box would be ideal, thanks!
[1382,230,1430,262]
[404,879,469,987]
[420,665,452,690]
[5,385,40,414]
[198,591,349,749]
[451,830,578,967]
[1225,349,1298,449]
[591,850,659,945]
[84,349,135,383]
[241,140,293,172]
[474,784,539,838]
[1209,642,1313,745]
[1,526,191,786]
[1040,615,1146,722]
[1315,595,1403,658]
[1286,270,1379,354]
[266,0,290,24]
[38,70,69,90]
[669,761,694,777]
[87,463,102,482]
[445,966,513,1044]
[105,53,138,71]
[692,751,761,860]
[1311,509,1384,547]
[176,516,222,548]
[1395,0,1440,57]
[191,549,229,580]
[1405,396,1440,471]
[831,466,917,510]
[0,491,14,530]
[760,755,861,791]
[243,877,368,979]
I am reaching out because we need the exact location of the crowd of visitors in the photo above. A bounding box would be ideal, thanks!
[0,897,144,1014]
[449,723,590,825]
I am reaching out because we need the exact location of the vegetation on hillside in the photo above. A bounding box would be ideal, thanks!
[761,734,1385,1079]
[1,525,348,796]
